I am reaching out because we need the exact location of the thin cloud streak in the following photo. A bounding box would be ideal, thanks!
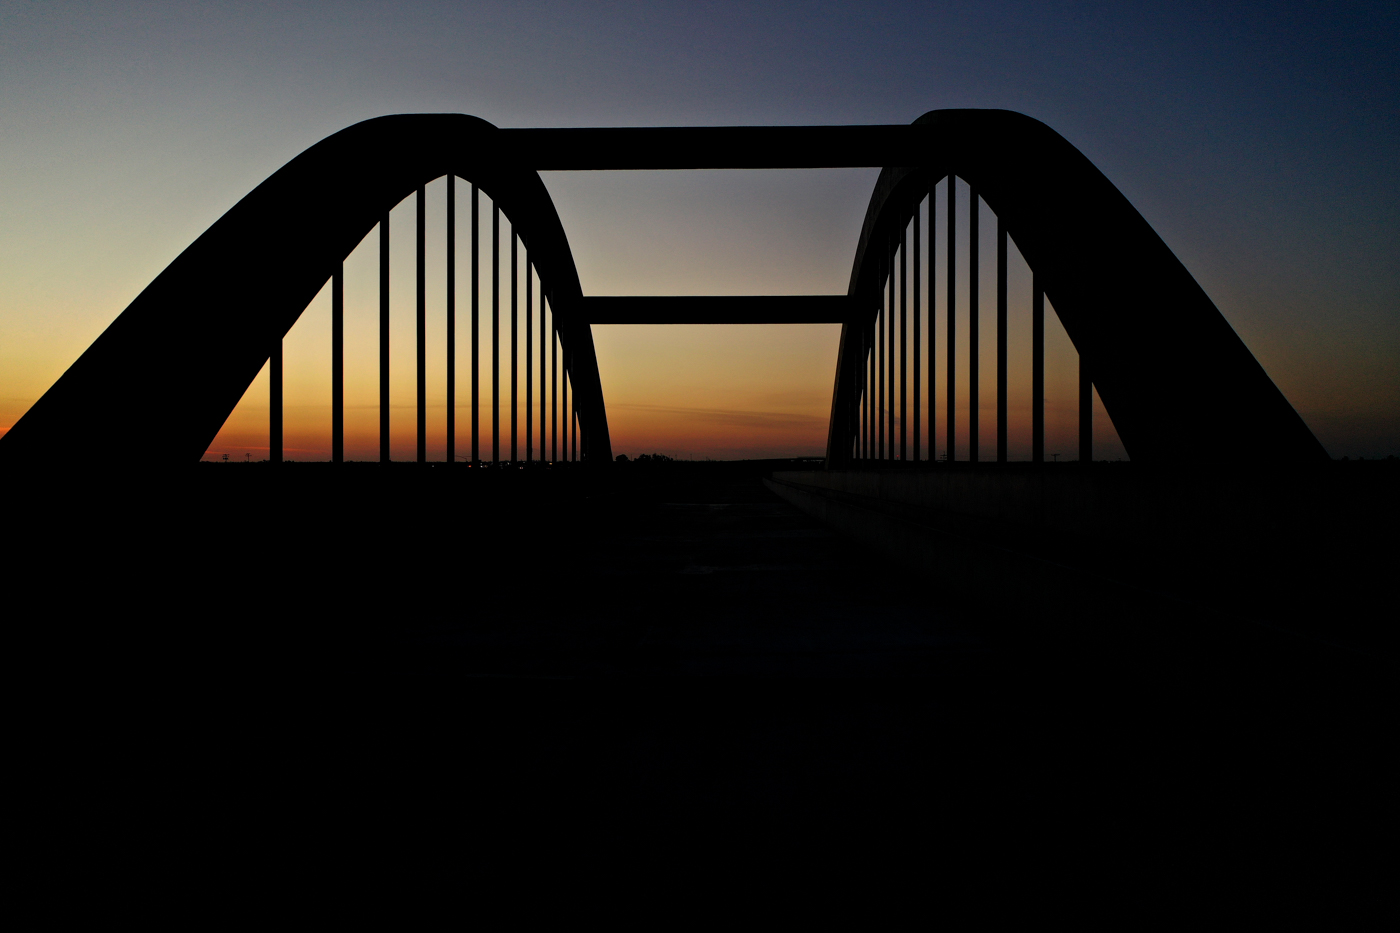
[611,402,826,430]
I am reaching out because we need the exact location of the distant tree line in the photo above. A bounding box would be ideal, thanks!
[616,453,675,462]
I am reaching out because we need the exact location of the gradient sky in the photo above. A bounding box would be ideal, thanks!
[2,1,1395,459]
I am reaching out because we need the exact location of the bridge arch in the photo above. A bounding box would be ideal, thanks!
[829,109,1327,464]
[0,114,612,464]
[1,109,1324,467]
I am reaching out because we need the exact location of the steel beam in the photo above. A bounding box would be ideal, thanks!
[579,295,851,324]
[504,125,929,170]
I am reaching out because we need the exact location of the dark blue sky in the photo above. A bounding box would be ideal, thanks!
[2,1,1395,454]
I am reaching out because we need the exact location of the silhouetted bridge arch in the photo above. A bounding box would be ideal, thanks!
[0,109,1326,466]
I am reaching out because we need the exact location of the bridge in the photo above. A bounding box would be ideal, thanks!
[4,104,1384,631]
[2,107,1382,643]
[0,108,1328,468]
[4,109,1391,883]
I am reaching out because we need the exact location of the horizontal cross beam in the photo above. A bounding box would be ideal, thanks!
[501,125,928,170]
[579,296,852,324]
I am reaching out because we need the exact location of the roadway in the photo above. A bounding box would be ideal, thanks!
[8,460,1388,897]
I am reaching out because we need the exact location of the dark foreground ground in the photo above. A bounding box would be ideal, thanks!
[8,459,1393,911]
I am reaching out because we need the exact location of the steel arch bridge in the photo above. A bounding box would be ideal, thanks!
[0,110,1326,466]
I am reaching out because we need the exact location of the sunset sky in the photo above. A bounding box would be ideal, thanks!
[2,1,1395,459]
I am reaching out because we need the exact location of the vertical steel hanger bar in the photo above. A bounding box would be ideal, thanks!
[511,227,518,464]
[887,251,895,459]
[1080,350,1093,463]
[913,194,921,462]
[554,313,560,459]
[270,331,282,464]
[861,326,868,459]
[540,295,547,462]
[968,185,979,464]
[332,262,343,464]
[856,328,862,459]
[900,222,908,461]
[947,176,956,462]
[997,218,1008,463]
[471,184,479,466]
[1033,278,1045,463]
[492,203,500,464]
[525,257,533,463]
[868,319,875,459]
[851,323,860,460]
[877,276,885,460]
[849,331,857,460]
[930,179,937,460]
[416,185,426,464]
[859,324,866,459]
[380,210,390,463]
[446,176,455,465]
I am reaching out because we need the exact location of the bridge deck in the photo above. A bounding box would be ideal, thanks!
[9,461,1388,876]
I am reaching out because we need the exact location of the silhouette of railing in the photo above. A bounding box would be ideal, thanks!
[0,110,1327,467]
